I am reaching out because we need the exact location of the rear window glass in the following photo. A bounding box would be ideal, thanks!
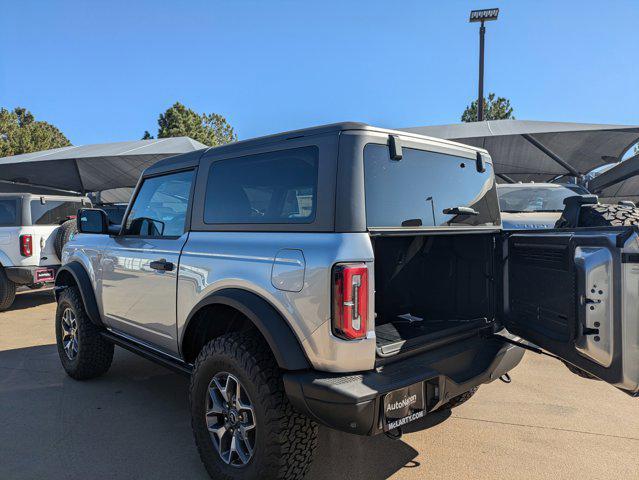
[364,144,500,228]
[30,200,85,225]
[0,199,19,226]
[204,146,319,224]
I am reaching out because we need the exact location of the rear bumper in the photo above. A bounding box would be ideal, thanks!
[283,336,524,436]
[5,266,58,285]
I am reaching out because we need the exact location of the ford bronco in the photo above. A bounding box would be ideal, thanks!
[0,193,89,310]
[54,123,639,480]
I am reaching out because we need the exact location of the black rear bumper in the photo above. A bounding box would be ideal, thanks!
[283,336,524,436]
[5,266,58,285]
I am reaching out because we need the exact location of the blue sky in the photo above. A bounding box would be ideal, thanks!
[1,0,637,145]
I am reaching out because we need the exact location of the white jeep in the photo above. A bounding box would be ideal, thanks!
[0,193,90,310]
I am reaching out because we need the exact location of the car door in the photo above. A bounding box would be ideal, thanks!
[100,169,195,354]
[503,227,639,395]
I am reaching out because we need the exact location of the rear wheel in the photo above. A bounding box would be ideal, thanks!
[54,219,78,259]
[55,286,114,380]
[190,332,318,480]
[0,267,16,311]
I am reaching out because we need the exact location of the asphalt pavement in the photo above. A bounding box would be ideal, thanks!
[1,288,637,479]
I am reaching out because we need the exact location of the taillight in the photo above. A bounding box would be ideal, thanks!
[20,234,33,257]
[332,263,368,340]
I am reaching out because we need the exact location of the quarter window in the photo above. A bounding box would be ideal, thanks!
[204,146,319,224]
[30,200,86,225]
[123,170,194,237]
[0,199,18,226]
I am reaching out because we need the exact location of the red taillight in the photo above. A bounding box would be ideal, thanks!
[332,263,368,340]
[20,234,33,257]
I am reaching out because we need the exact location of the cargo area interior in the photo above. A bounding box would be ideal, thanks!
[372,234,497,358]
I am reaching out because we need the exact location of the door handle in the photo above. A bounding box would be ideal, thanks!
[149,259,174,272]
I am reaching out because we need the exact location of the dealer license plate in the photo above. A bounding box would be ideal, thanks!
[382,382,425,431]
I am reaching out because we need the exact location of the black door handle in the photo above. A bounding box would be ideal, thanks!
[149,259,174,272]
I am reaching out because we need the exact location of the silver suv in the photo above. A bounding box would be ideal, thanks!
[54,123,639,480]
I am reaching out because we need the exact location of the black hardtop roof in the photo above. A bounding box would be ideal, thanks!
[143,121,486,176]
[144,122,367,175]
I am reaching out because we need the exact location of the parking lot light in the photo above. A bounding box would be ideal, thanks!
[469,8,500,121]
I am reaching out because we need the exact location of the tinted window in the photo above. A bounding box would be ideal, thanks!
[123,170,194,237]
[204,146,318,224]
[0,200,18,226]
[364,144,500,228]
[100,204,128,225]
[497,185,579,213]
[30,200,85,225]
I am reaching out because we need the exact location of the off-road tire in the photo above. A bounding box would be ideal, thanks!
[54,219,78,259]
[0,267,16,311]
[55,286,114,380]
[556,203,639,228]
[190,332,318,480]
[438,386,479,411]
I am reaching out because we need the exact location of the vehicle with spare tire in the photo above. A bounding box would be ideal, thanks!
[497,182,591,229]
[0,193,90,310]
[497,182,639,230]
[54,123,639,480]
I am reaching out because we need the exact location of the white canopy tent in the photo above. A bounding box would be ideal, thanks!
[0,137,207,194]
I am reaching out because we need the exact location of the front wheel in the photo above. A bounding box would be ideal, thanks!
[55,286,114,380]
[190,332,318,480]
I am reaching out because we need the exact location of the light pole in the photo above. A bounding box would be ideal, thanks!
[469,8,499,121]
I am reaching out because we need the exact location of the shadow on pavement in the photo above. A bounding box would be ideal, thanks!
[0,344,442,480]
[9,288,55,311]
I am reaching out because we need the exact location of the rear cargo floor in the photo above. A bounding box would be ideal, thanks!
[375,317,488,357]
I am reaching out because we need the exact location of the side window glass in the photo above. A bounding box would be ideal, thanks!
[203,146,319,224]
[0,199,18,226]
[123,170,194,237]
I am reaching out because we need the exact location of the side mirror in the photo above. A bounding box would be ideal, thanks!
[77,208,109,234]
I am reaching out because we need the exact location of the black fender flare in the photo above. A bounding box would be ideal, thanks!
[184,288,310,371]
[55,262,104,327]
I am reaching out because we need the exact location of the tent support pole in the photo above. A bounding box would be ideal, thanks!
[496,173,516,183]
[0,180,80,195]
[588,153,639,193]
[521,134,581,178]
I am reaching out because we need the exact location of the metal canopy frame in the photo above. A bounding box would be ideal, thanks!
[521,134,581,178]
[400,120,639,189]
[588,153,639,193]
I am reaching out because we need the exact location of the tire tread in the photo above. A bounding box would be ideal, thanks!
[190,332,317,480]
[0,267,16,311]
[56,286,113,380]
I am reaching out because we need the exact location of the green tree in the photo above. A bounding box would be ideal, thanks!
[0,107,71,156]
[151,102,237,146]
[461,93,515,122]
[141,130,154,140]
